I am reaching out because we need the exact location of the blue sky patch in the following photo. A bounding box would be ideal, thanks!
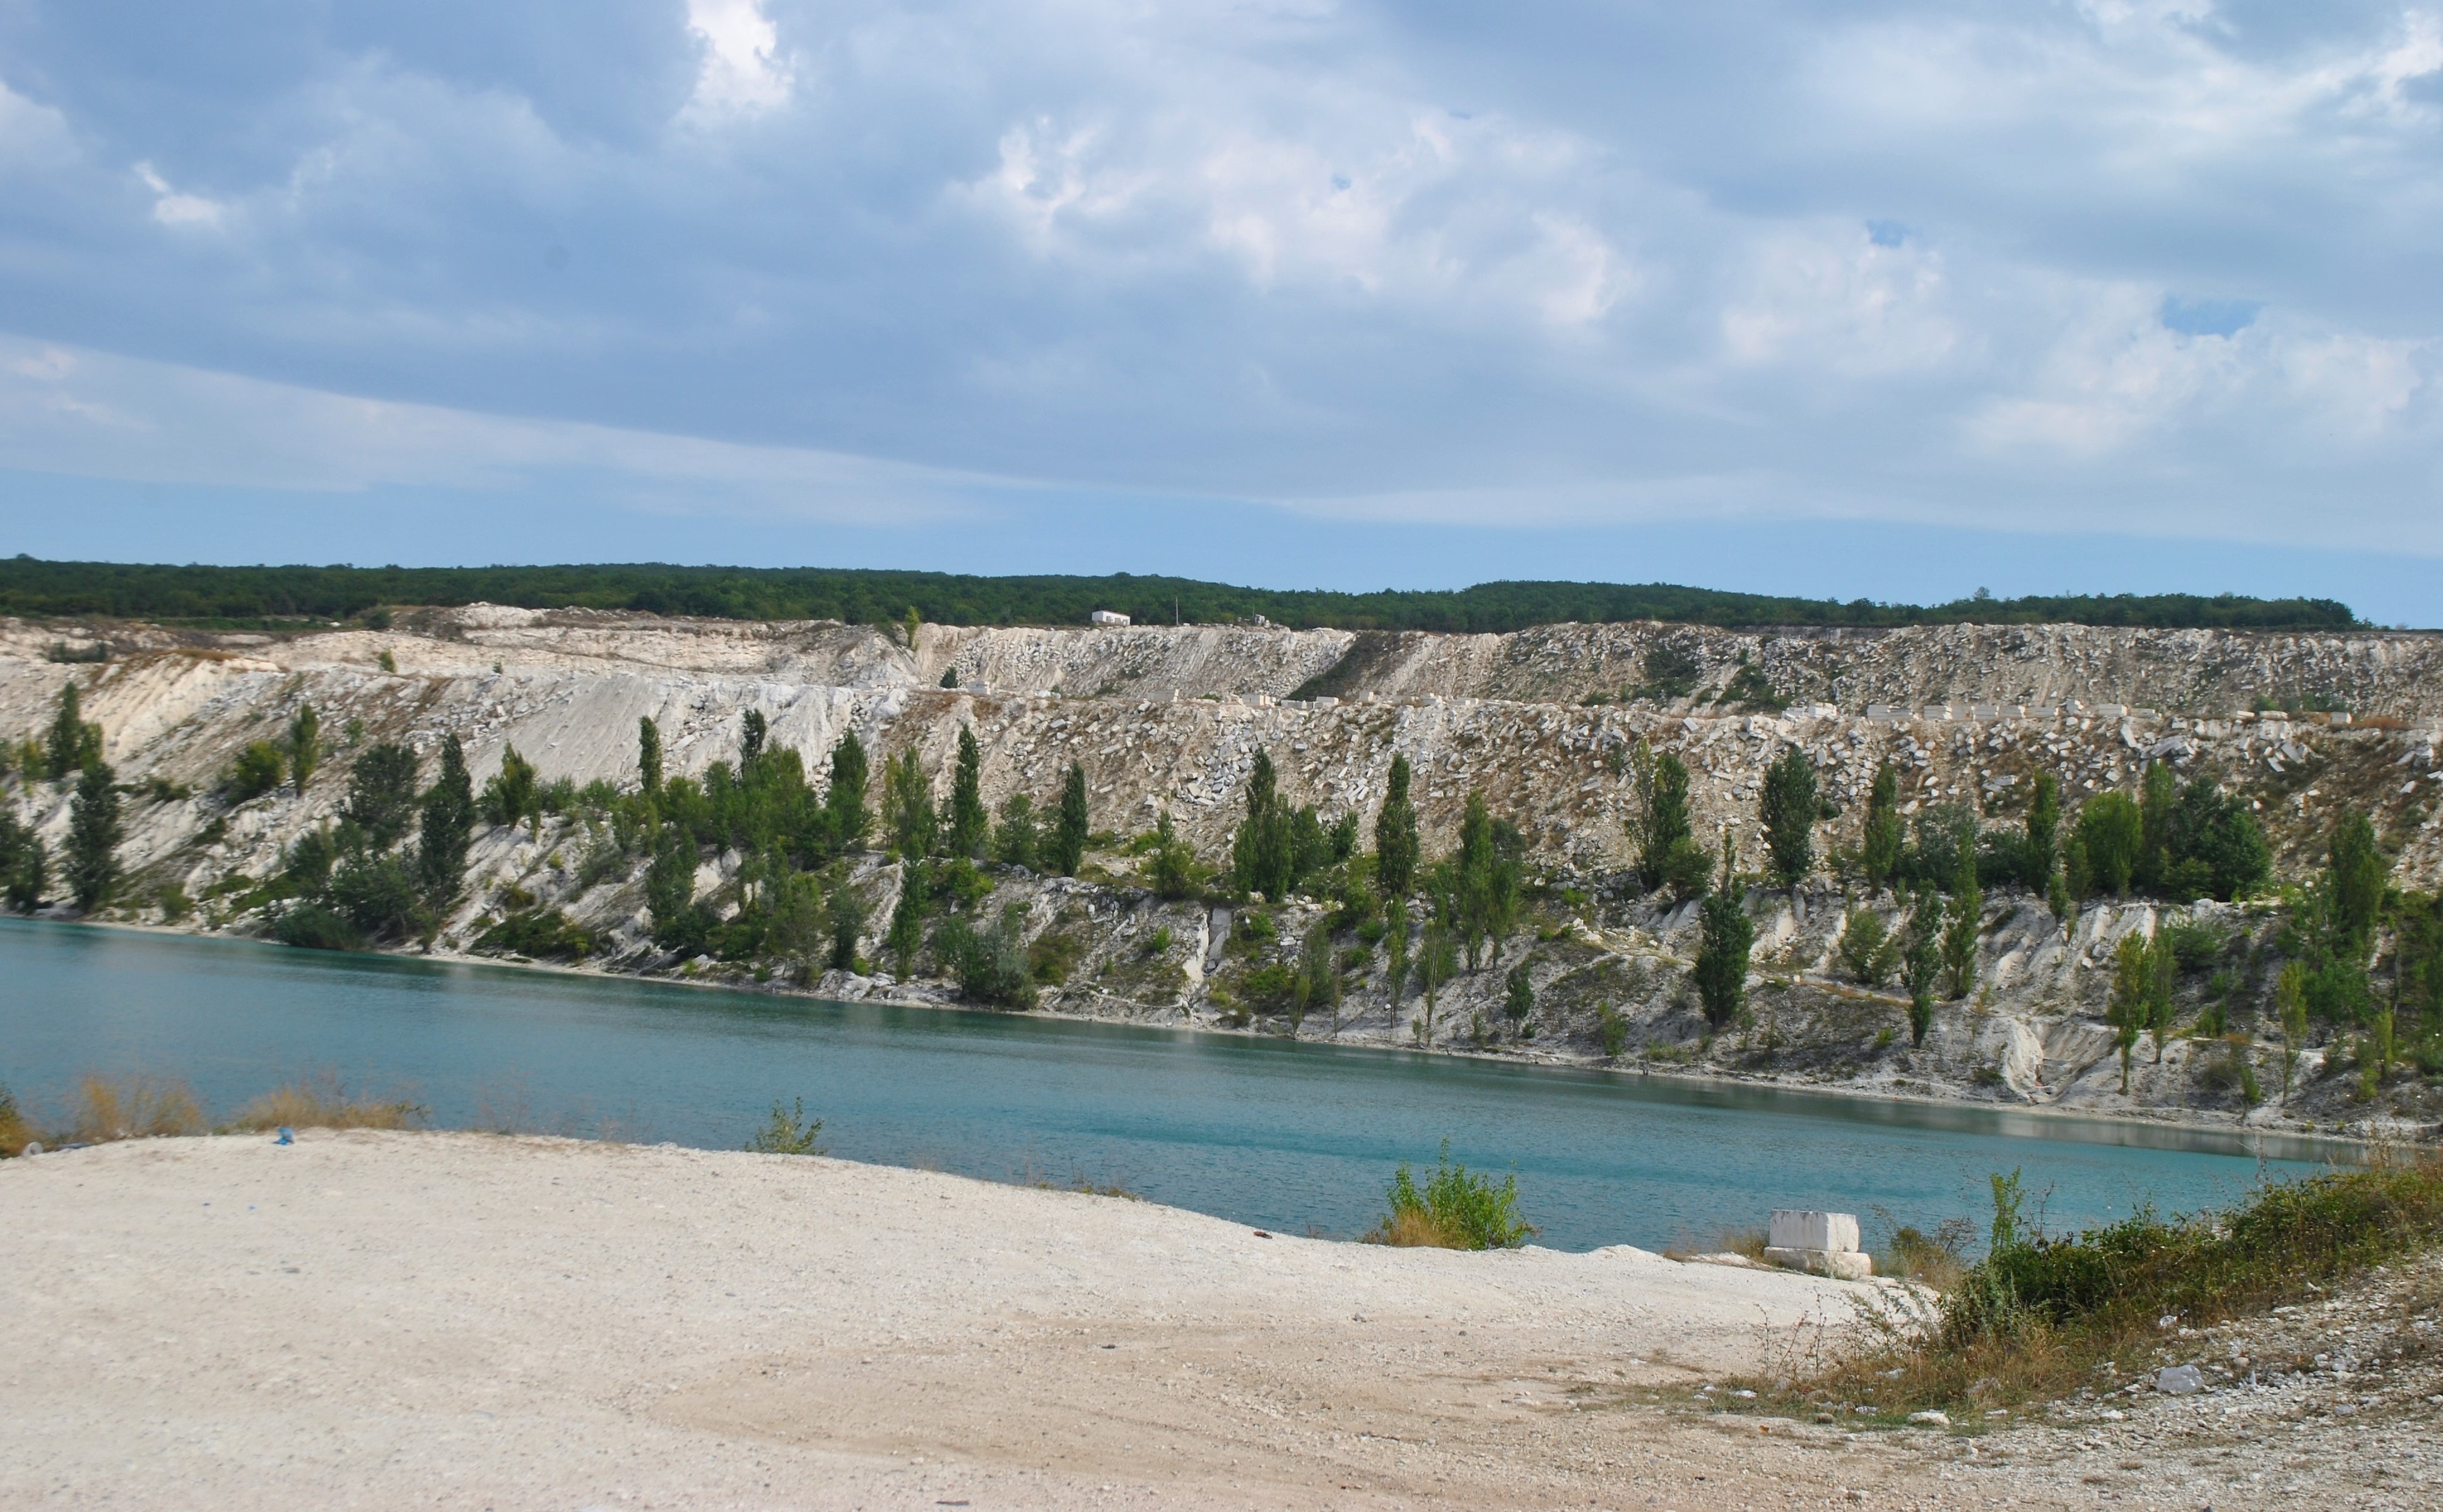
[2160,296,2261,337]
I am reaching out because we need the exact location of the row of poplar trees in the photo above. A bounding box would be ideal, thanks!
[1,682,121,914]
[1623,734,2278,1049]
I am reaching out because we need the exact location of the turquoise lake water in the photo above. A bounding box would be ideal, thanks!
[0,917,2341,1251]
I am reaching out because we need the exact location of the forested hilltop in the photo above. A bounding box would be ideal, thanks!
[0,556,2358,634]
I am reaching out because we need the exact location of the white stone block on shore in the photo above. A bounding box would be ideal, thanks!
[1769,1210,1859,1253]
[1764,1210,1872,1279]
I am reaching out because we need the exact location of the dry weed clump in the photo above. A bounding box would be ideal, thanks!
[227,1074,427,1132]
[1371,1207,1454,1248]
[68,1075,209,1143]
[1663,1227,1769,1263]
[0,1085,33,1156]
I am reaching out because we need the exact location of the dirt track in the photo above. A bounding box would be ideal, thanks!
[3,1132,2429,1509]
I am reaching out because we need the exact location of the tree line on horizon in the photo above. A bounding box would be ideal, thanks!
[0,556,2360,635]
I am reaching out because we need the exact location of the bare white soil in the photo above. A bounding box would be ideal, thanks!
[6,1132,2435,1509]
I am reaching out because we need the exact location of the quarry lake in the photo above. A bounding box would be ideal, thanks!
[3,917,2340,1253]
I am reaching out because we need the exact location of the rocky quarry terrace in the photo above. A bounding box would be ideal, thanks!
[6,606,2442,1140]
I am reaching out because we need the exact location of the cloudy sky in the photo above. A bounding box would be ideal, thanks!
[1,1,2439,619]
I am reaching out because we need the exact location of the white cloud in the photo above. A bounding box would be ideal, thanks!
[0,3,2440,564]
[683,0,794,120]
[1965,291,2428,459]
[1719,223,1958,376]
[133,161,227,228]
[0,78,73,172]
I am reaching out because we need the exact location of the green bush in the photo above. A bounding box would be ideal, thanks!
[936,905,1037,1008]
[1596,1001,1630,1057]
[1835,908,1898,986]
[218,741,285,804]
[1026,929,1084,985]
[744,1098,825,1155]
[1502,961,1534,1021]
[1946,1154,2443,1352]
[474,908,593,960]
[2160,918,2227,975]
[1371,1141,1536,1250]
[273,902,365,951]
[1239,961,1300,1013]
[1633,642,1703,701]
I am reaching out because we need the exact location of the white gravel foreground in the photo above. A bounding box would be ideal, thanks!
[8,1131,2418,1510]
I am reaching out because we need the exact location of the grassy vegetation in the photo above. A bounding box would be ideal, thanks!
[227,1075,428,1132]
[743,1098,825,1155]
[0,1073,428,1150]
[66,1074,207,1142]
[1731,1152,2443,1422]
[0,1085,31,1156]
[0,556,2356,633]
[1366,1141,1537,1250]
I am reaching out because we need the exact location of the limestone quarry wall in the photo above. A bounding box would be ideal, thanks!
[8,610,2440,1137]
[8,629,2443,903]
[26,607,2442,717]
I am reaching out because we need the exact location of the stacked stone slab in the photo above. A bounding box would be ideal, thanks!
[1764,1210,1873,1281]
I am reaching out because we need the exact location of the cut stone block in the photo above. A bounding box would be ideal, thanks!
[1769,1210,1860,1253]
[1765,1209,1872,1279]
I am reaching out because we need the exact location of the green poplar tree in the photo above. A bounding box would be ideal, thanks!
[1758,746,1817,888]
[415,734,476,911]
[1414,920,1456,1042]
[1903,884,1943,1045]
[1627,742,1706,901]
[1232,751,1292,898]
[2328,809,2387,958]
[1052,762,1090,876]
[2073,792,2143,897]
[1454,792,1497,970]
[44,682,101,780]
[948,726,989,859]
[286,704,321,794]
[1940,850,1982,999]
[826,730,872,850]
[65,760,122,911]
[2024,771,2061,889]
[638,716,662,796]
[827,884,867,970]
[645,829,699,949]
[2147,930,2177,1063]
[1692,845,1754,1030]
[886,861,928,976]
[2137,761,2179,892]
[1147,810,1196,898]
[882,749,937,859]
[2107,933,2150,1093]
[992,792,1039,869]
[1861,762,1903,889]
[1383,897,1411,1004]
[1374,753,1420,900]
[341,742,421,849]
[0,809,44,913]
[480,744,541,833]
